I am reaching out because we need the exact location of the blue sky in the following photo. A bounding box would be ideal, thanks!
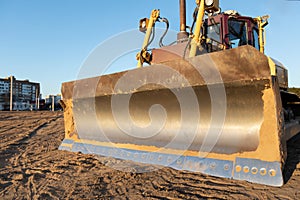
[0,0,299,96]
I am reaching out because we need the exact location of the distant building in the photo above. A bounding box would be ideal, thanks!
[45,94,61,104]
[0,76,40,111]
[44,94,62,111]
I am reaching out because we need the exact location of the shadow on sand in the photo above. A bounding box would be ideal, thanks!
[283,133,300,183]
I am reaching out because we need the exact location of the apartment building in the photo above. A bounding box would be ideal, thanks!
[0,76,40,110]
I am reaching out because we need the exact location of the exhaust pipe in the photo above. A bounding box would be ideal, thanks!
[177,0,189,42]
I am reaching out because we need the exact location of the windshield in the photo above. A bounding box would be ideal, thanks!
[205,23,222,52]
[207,24,221,43]
[228,19,247,48]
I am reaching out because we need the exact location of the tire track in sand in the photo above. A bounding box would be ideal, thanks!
[0,113,63,199]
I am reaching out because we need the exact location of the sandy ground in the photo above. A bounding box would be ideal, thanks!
[0,111,299,200]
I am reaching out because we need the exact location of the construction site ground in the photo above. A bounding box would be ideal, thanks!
[0,111,299,200]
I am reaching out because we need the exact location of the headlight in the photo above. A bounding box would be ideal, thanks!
[204,0,219,13]
[205,0,214,7]
[139,18,149,33]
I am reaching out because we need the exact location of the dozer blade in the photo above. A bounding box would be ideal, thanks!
[59,46,287,187]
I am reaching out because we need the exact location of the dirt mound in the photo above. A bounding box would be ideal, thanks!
[0,112,299,199]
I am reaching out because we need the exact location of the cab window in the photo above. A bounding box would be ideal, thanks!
[253,28,259,50]
[228,19,248,48]
[205,23,222,52]
[207,24,221,43]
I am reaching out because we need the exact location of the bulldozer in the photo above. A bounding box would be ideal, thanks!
[59,0,300,187]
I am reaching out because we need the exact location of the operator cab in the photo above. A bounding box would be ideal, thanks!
[204,11,260,53]
[151,11,265,64]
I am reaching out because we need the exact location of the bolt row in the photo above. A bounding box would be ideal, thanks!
[235,165,276,176]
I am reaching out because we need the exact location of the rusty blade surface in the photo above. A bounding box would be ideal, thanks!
[62,46,270,99]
